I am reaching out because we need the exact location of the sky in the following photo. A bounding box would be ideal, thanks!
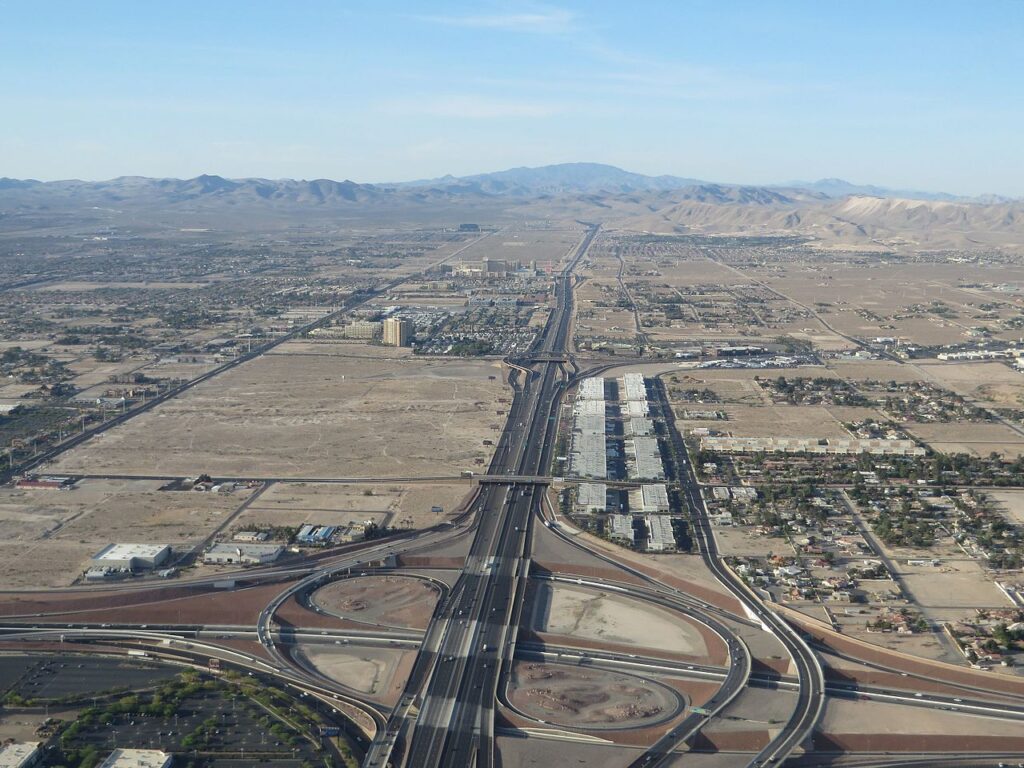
[2,1,1023,196]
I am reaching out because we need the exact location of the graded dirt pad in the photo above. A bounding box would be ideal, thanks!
[701,686,797,733]
[296,645,412,705]
[50,352,507,478]
[0,478,250,588]
[232,481,471,530]
[496,736,640,768]
[897,559,1010,612]
[819,695,1024,739]
[311,575,439,629]
[507,661,682,729]
[531,583,709,657]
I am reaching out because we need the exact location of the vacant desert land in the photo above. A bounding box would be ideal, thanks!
[699,404,851,439]
[828,359,927,384]
[0,478,250,588]
[914,361,1024,405]
[232,481,469,531]
[904,421,1024,458]
[51,351,508,479]
[990,490,1024,525]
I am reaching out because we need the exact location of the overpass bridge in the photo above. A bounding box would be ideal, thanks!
[478,474,657,489]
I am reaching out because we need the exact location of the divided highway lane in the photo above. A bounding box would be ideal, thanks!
[399,224,599,768]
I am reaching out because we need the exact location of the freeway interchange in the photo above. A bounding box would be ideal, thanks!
[3,224,1024,767]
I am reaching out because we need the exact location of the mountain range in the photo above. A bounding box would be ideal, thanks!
[1,163,1021,251]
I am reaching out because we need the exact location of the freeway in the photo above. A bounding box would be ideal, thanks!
[396,224,599,768]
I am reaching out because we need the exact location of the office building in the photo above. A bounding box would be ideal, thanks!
[383,317,413,347]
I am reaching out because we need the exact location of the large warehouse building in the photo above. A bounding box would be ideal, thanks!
[204,543,284,565]
[91,543,171,572]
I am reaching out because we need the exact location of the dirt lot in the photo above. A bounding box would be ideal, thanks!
[989,490,1024,525]
[531,583,708,656]
[299,645,412,705]
[819,695,1024,737]
[507,661,682,729]
[0,478,250,588]
[694,404,852,439]
[713,525,794,559]
[905,420,1024,458]
[899,559,1011,612]
[231,481,470,531]
[915,361,1024,406]
[311,575,439,629]
[50,351,508,479]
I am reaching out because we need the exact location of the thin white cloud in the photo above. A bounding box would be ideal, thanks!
[413,6,575,35]
[376,95,564,119]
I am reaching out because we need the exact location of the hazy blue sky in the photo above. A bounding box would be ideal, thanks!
[3,1,1022,195]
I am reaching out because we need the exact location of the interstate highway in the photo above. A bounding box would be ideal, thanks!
[396,224,598,768]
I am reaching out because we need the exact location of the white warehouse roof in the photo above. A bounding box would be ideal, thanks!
[577,377,605,400]
[621,372,648,402]
[92,543,170,563]
[97,750,172,768]
[0,743,39,768]
[576,483,607,513]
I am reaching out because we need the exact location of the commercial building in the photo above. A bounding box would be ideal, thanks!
[574,399,606,416]
[569,432,607,478]
[646,515,676,552]
[577,377,605,400]
[233,530,270,543]
[621,372,647,402]
[699,436,925,456]
[625,417,654,437]
[569,378,608,479]
[382,317,414,347]
[0,742,39,768]
[576,483,607,514]
[623,400,650,417]
[608,514,634,544]
[15,475,75,490]
[296,524,337,545]
[344,320,381,340]
[204,543,283,565]
[629,483,670,513]
[626,436,665,481]
[91,543,171,572]
[97,750,171,768]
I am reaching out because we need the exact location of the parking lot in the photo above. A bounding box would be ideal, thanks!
[2,655,178,702]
